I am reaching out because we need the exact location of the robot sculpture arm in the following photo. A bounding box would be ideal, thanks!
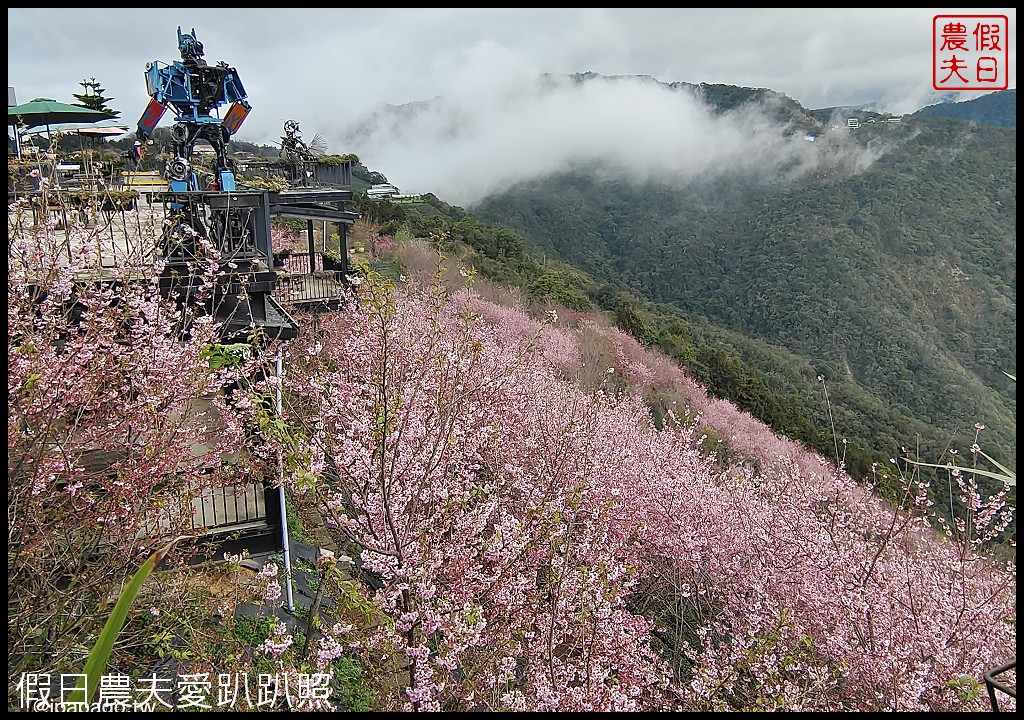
[136,26,251,192]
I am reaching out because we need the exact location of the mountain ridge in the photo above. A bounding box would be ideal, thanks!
[453,86,1015,500]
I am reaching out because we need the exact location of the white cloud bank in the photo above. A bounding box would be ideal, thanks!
[338,74,889,206]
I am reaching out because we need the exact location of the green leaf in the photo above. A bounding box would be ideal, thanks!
[976,448,1016,482]
[903,458,1015,487]
[69,536,191,705]
[200,342,252,370]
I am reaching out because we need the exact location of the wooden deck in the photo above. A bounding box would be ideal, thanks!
[9,190,349,309]
[8,193,164,274]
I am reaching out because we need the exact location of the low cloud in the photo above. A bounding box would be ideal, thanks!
[336,74,887,207]
[11,8,1003,206]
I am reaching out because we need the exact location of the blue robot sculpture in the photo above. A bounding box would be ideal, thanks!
[137,26,251,194]
[136,27,288,343]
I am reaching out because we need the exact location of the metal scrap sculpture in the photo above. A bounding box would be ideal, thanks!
[136,26,251,195]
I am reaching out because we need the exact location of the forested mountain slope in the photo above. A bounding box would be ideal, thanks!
[914,88,1016,127]
[471,112,1016,495]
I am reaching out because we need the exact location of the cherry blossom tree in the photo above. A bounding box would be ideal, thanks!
[280,269,675,710]
[276,262,1014,711]
[7,202,255,698]
[9,208,1013,712]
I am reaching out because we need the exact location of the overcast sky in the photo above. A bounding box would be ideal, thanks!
[8,8,1016,205]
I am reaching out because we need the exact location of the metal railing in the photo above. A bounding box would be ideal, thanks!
[985,659,1016,712]
[236,158,352,189]
[274,252,350,308]
[191,481,269,532]
[8,189,161,272]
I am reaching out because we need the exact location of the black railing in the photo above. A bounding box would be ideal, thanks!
[156,190,270,262]
[279,253,324,274]
[184,479,284,563]
[236,159,352,189]
[985,659,1016,712]
[192,480,269,532]
[273,252,349,309]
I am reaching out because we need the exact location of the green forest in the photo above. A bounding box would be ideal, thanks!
[465,111,1015,511]
[333,97,1015,527]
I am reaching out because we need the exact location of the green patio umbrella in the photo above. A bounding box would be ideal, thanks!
[8,97,116,154]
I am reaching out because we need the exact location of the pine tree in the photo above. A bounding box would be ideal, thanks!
[72,77,120,117]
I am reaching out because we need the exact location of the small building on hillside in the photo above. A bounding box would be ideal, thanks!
[367,183,399,199]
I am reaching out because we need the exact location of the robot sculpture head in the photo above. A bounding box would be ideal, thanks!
[177,27,206,66]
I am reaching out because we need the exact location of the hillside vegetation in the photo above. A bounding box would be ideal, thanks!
[913,89,1016,127]
[8,195,1016,710]
[8,74,1016,710]
[467,110,1015,514]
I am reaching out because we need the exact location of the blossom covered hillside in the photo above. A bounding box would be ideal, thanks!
[274,252,1016,711]
[6,203,1015,712]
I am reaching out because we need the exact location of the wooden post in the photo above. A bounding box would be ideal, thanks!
[306,219,315,273]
